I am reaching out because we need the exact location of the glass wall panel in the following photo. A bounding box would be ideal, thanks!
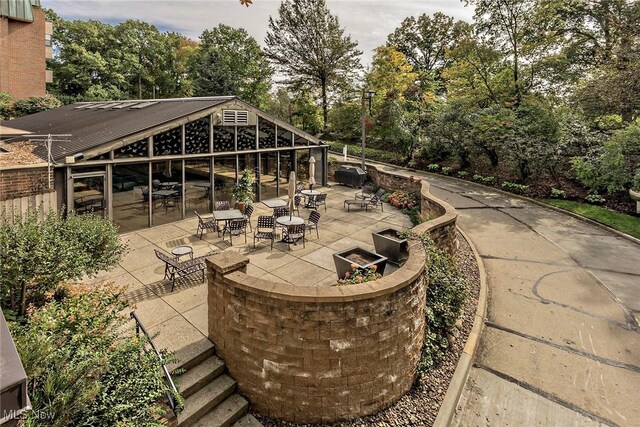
[112,162,149,233]
[115,139,148,158]
[151,160,183,226]
[214,156,236,203]
[277,127,292,148]
[237,126,256,151]
[214,126,235,152]
[73,174,105,217]
[153,126,182,156]
[238,154,258,200]
[185,158,211,218]
[260,153,278,199]
[258,118,276,149]
[276,151,294,197]
[294,134,309,146]
[296,150,310,183]
[185,117,210,154]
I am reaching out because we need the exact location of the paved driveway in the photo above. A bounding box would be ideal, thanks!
[356,161,640,427]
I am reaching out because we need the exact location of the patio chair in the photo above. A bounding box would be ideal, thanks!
[195,211,217,239]
[306,210,321,239]
[355,185,375,200]
[296,183,305,194]
[293,195,302,215]
[254,215,276,250]
[164,191,182,213]
[344,191,384,212]
[154,249,206,292]
[243,204,254,232]
[273,206,290,234]
[312,193,327,212]
[214,200,230,211]
[283,223,306,250]
[223,218,248,245]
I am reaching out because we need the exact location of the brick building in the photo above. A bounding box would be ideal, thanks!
[0,0,53,99]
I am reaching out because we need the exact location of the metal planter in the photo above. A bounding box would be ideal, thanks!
[333,246,387,279]
[372,228,408,265]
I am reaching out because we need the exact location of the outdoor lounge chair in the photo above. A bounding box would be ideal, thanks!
[355,185,375,200]
[154,249,206,292]
[195,211,217,239]
[344,191,384,212]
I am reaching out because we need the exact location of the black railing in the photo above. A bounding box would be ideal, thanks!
[130,311,180,416]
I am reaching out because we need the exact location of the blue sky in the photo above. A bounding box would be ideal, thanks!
[43,0,474,66]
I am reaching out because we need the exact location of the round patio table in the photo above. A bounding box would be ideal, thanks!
[276,216,305,244]
[300,189,322,197]
[171,245,193,260]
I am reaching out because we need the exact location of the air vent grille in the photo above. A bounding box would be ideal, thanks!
[222,110,249,125]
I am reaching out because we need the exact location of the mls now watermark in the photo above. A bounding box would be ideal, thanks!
[2,409,54,422]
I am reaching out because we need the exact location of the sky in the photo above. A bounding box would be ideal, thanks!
[43,0,475,66]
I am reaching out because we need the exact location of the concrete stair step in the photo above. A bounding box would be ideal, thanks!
[177,374,236,427]
[232,414,264,427]
[193,394,249,427]
[176,356,225,398]
[169,338,215,373]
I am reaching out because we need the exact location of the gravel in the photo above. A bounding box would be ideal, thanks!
[253,231,482,427]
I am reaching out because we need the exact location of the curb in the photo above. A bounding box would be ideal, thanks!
[432,226,488,427]
[328,152,639,246]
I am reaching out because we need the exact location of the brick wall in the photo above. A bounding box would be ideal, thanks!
[207,249,427,424]
[0,7,46,98]
[0,167,50,201]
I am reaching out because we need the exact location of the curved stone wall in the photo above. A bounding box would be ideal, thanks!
[206,164,458,423]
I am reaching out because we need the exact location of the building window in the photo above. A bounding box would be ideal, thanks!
[185,117,210,154]
[153,126,182,156]
[213,127,234,152]
[115,139,148,158]
[277,128,292,147]
[258,118,276,149]
[237,126,256,151]
[294,134,309,146]
[45,34,52,47]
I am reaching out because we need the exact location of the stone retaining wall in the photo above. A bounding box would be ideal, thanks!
[207,162,459,423]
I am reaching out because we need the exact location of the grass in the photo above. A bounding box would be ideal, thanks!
[542,199,640,239]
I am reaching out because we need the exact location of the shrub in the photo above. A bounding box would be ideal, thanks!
[550,188,566,199]
[633,169,640,191]
[387,191,420,210]
[501,181,529,194]
[457,171,469,178]
[441,166,453,175]
[10,284,178,426]
[427,163,440,171]
[482,176,496,184]
[473,174,484,182]
[11,95,62,117]
[416,237,468,372]
[0,210,126,316]
[585,193,606,204]
[337,265,381,285]
[381,192,392,203]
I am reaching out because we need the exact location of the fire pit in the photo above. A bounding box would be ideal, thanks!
[333,247,387,279]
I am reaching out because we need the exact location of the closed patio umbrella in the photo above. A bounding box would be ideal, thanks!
[308,156,316,191]
[288,171,296,220]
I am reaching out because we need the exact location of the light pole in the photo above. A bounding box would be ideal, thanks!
[360,88,375,170]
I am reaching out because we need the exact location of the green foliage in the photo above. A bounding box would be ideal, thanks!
[543,199,640,239]
[458,171,469,178]
[387,191,420,210]
[10,284,174,426]
[4,95,62,118]
[482,176,496,184]
[0,210,126,316]
[427,163,440,171]
[571,124,640,194]
[585,193,606,204]
[550,188,566,199]
[473,174,484,182]
[0,92,13,120]
[416,236,468,371]
[633,170,640,191]
[337,266,381,285]
[501,181,529,194]
[232,168,256,205]
[264,0,362,127]
[190,25,272,107]
[328,141,404,165]
[441,166,453,175]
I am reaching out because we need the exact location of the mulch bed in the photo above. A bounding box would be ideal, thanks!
[253,231,481,427]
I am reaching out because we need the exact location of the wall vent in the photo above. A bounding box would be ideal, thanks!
[222,109,250,125]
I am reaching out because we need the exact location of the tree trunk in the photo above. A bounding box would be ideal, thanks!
[321,77,328,129]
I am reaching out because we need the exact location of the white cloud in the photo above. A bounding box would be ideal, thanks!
[43,0,474,65]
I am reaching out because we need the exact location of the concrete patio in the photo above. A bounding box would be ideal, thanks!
[86,183,412,358]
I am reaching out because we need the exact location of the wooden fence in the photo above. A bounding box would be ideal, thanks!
[0,191,57,225]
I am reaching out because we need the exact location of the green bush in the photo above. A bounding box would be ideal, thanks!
[633,169,640,191]
[585,193,606,204]
[550,188,566,199]
[0,210,126,316]
[501,181,529,194]
[11,95,62,118]
[0,92,12,120]
[441,166,453,175]
[482,176,496,184]
[473,174,484,182]
[417,237,468,372]
[10,284,178,426]
[427,163,440,171]
[457,171,469,178]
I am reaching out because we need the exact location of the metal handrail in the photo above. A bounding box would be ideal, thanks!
[130,311,180,416]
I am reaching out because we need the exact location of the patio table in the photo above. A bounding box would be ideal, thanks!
[263,198,288,208]
[193,182,211,199]
[300,189,322,197]
[213,209,244,221]
[276,215,304,244]
[171,245,193,260]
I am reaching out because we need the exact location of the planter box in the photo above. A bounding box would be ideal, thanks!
[333,247,387,279]
[372,228,408,265]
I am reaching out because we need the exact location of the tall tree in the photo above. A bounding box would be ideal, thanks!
[387,12,469,90]
[189,25,272,106]
[264,0,362,128]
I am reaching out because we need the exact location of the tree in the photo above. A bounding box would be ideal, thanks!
[264,0,362,128]
[366,46,418,101]
[387,12,469,90]
[190,25,272,106]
